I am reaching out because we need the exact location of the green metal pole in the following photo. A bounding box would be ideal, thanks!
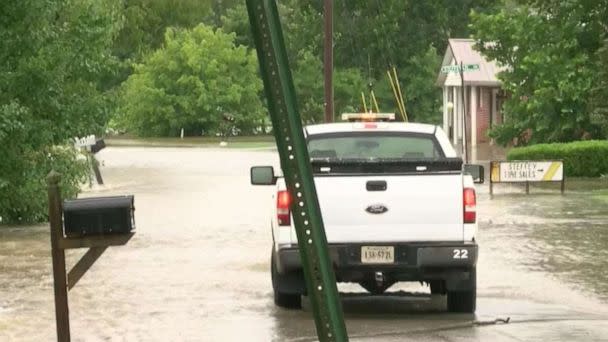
[246,1,348,341]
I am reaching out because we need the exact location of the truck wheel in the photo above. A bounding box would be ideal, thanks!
[271,249,302,309]
[429,280,446,295]
[447,269,476,313]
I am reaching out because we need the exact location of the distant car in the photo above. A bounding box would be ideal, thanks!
[251,114,483,312]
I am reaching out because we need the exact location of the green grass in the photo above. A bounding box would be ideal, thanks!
[592,189,608,203]
[106,135,276,149]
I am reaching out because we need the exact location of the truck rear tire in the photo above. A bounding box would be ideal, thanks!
[429,280,446,295]
[271,249,302,309]
[447,269,476,313]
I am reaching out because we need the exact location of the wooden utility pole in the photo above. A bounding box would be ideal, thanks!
[324,0,334,122]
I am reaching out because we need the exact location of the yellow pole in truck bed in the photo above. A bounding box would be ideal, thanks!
[387,70,406,121]
[392,67,408,122]
[361,92,368,113]
[371,90,380,113]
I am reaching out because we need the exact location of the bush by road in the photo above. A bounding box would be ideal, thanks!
[507,140,608,177]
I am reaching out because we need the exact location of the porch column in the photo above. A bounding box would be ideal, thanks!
[491,88,498,126]
[442,86,448,133]
[471,86,477,148]
[453,86,459,145]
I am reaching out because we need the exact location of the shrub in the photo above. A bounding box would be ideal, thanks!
[0,146,89,224]
[507,140,608,177]
[118,24,264,137]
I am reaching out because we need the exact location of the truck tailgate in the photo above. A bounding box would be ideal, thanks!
[307,174,464,243]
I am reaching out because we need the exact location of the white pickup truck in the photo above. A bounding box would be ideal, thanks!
[251,118,483,313]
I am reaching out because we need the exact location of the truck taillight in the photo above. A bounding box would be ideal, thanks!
[277,190,292,226]
[463,188,476,224]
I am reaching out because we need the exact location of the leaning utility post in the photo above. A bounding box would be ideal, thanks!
[246,1,348,341]
[324,0,334,123]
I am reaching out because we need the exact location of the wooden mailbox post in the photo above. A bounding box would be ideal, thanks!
[47,171,134,342]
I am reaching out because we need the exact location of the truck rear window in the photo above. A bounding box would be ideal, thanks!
[307,132,444,160]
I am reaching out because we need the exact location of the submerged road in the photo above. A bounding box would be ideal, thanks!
[1,147,607,341]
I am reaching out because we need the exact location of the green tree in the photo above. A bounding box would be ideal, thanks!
[330,0,499,122]
[273,0,498,123]
[292,50,367,123]
[118,24,264,137]
[113,0,214,60]
[0,0,121,223]
[590,41,608,138]
[471,1,608,145]
[189,0,497,124]
[221,4,254,48]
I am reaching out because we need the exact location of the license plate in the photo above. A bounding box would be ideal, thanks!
[361,246,394,264]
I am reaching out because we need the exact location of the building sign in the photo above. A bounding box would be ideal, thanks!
[491,161,564,183]
[441,64,480,73]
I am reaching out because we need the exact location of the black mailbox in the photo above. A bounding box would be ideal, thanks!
[63,196,135,237]
[90,139,106,154]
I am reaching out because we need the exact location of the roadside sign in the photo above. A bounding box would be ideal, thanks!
[490,160,565,195]
[491,161,563,183]
[441,64,480,73]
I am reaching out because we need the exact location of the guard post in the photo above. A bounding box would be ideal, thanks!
[247,1,348,341]
[47,171,135,342]
[489,160,565,196]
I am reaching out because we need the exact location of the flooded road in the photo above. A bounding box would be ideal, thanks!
[1,147,608,341]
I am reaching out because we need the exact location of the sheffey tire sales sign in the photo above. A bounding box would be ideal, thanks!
[491,161,564,183]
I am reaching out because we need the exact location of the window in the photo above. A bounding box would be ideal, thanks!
[308,132,444,160]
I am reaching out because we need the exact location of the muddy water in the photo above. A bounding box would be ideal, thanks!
[1,147,607,341]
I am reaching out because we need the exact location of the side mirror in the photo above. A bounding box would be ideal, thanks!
[250,166,277,185]
[464,164,485,184]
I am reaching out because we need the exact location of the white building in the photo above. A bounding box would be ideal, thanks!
[436,39,507,161]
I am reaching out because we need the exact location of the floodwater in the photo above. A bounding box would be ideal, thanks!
[1,147,608,341]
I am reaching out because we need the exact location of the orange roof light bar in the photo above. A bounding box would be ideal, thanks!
[341,113,396,122]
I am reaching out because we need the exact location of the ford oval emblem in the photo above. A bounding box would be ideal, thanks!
[365,204,388,214]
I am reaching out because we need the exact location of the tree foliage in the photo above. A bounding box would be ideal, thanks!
[590,39,608,138]
[471,0,608,145]
[7,0,574,222]
[0,0,121,223]
[282,0,498,123]
[113,0,218,60]
[118,24,264,137]
[212,1,497,124]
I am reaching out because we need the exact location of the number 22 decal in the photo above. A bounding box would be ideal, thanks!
[453,249,469,259]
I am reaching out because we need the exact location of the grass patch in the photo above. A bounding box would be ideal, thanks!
[106,135,276,149]
[592,189,608,203]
